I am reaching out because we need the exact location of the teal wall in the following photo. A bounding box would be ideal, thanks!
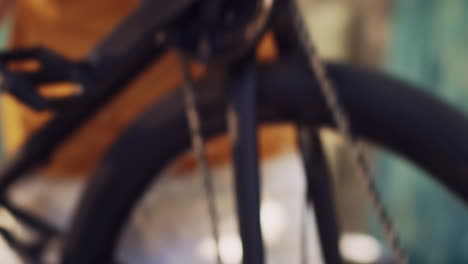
[377,0,468,263]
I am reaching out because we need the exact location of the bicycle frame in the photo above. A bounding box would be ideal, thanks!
[0,0,343,262]
[0,0,197,190]
[0,0,197,259]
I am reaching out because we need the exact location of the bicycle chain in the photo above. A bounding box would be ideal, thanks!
[290,1,408,263]
[179,53,224,264]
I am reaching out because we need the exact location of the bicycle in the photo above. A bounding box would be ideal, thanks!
[0,0,467,263]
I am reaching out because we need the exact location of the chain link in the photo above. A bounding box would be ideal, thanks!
[290,1,408,263]
[179,53,224,264]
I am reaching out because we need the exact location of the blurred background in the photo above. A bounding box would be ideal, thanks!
[0,0,468,263]
[298,0,468,263]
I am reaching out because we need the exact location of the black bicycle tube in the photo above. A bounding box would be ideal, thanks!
[298,124,342,264]
[228,59,265,264]
[272,2,343,262]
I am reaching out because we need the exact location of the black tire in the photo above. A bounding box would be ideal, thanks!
[61,59,468,264]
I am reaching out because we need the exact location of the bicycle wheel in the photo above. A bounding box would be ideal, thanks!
[61,59,468,263]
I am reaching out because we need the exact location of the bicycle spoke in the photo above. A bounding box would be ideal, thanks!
[227,58,264,264]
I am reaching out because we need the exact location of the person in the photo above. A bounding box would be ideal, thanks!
[0,0,320,263]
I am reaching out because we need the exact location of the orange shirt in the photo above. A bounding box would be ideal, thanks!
[2,0,296,177]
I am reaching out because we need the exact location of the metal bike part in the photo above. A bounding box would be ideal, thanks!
[0,47,94,111]
[0,0,196,261]
[0,0,197,196]
[170,0,274,64]
[298,125,342,264]
[227,58,264,264]
[179,54,223,264]
[288,0,408,262]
